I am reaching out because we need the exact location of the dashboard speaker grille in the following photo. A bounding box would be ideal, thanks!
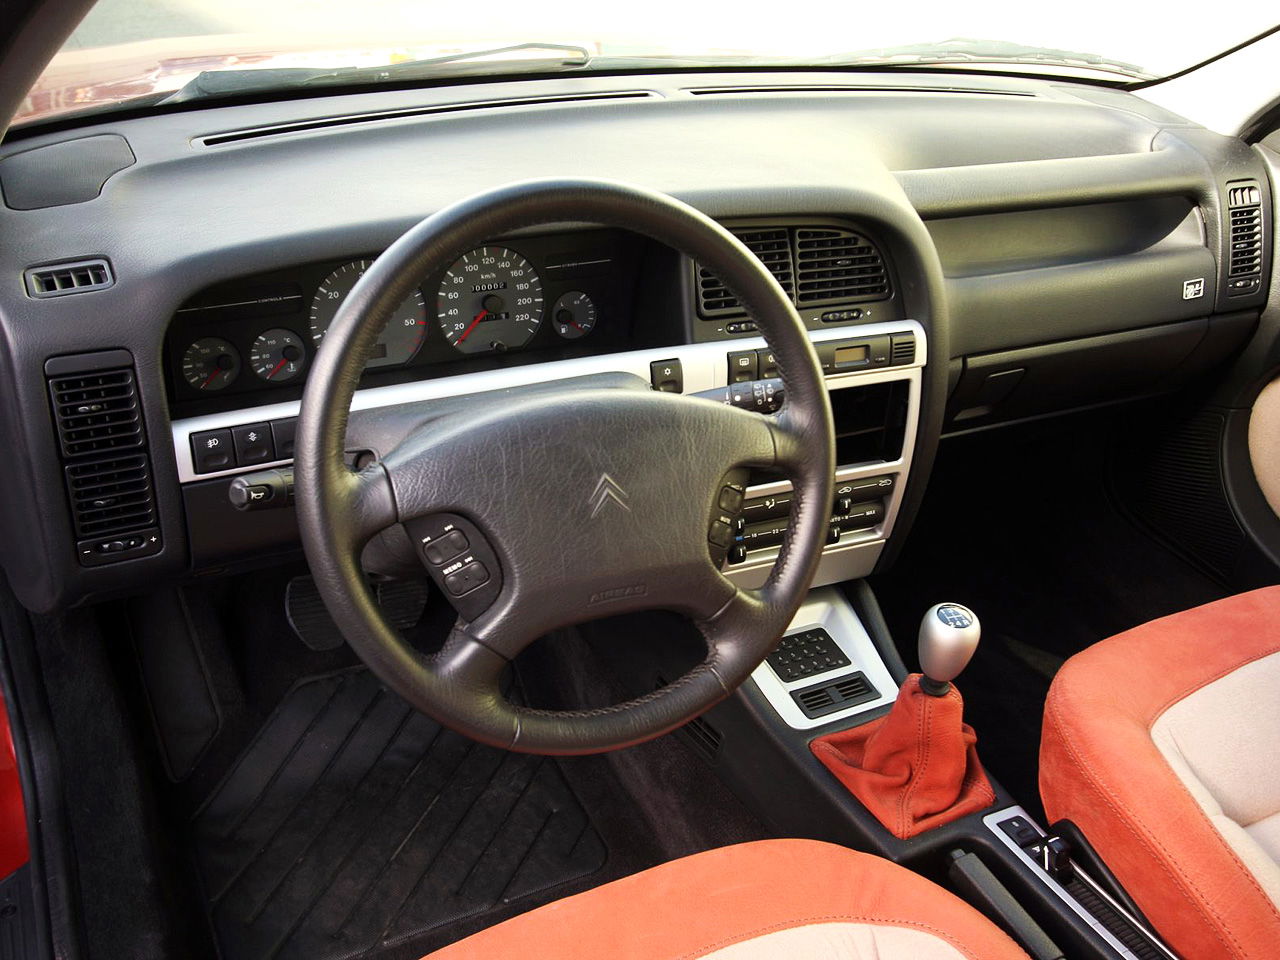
[696,225,890,317]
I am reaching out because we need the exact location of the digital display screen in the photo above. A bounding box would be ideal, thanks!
[368,342,388,360]
[834,344,870,366]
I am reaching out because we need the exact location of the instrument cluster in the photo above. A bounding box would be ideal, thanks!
[165,228,652,413]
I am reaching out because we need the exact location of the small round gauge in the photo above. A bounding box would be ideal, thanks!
[437,246,543,354]
[181,337,241,391]
[551,291,597,340]
[310,259,428,368]
[249,328,307,383]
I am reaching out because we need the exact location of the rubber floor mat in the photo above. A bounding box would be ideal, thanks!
[193,670,607,960]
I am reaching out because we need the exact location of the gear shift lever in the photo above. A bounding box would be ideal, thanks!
[919,603,981,696]
[809,599,994,839]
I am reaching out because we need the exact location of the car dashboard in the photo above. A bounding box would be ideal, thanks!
[0,70,1271,612]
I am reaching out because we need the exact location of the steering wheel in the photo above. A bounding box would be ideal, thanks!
[296,179,834,755]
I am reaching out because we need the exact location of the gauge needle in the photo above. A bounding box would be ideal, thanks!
[200,369,221,389]
[266,357,289,380]
[456,309,488,345]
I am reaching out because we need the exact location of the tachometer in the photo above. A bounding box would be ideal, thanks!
[310,259,427,368]
[437,246,543,354]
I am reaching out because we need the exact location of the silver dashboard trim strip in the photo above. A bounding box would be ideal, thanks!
[171,319,925,483]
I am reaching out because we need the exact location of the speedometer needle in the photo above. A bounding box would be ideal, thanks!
[456,309,488,345]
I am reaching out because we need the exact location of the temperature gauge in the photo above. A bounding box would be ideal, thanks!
[250,328,307,383]
[551,291,597,340]
[182,338,240,391]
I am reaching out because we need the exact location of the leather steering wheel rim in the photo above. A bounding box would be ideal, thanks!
[296,178,835,755]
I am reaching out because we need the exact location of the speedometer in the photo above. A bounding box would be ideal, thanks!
[437,246,543,354]
[309,259,427,368]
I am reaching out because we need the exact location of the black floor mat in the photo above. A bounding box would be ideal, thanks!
[192,669,606,960]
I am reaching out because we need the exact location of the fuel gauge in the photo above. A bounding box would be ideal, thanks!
[552,291,597,340]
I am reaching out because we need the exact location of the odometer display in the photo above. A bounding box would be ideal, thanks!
[437,246,543,354]
[310,259,427,369]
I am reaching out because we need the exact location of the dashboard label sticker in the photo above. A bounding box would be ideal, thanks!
[1183,278,1206,300]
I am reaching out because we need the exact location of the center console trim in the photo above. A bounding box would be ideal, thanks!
[750,586,900,730]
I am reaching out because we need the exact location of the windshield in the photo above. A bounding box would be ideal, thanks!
[17,0,1280,127]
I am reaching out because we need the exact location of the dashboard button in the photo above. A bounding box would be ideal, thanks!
[444,561,490,596]
[708,519,733,549]
[424,529,470,565]
[727,351,757,383]
[649,359,683,393]
[718,485,744,513]
[191,429,234,473]
[756,349,779,378]
[271,417,298,459]
[232,422,275,466]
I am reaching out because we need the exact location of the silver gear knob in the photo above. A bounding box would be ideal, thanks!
[918,602,980,695]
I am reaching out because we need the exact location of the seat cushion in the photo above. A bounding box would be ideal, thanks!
[424,839,1027,959]
[1040,586,1280,960]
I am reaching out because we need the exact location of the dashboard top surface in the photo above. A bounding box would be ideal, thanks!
[0,67,1268,612]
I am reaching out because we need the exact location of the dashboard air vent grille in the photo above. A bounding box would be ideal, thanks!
[696,225,891,318]
[794,228,890,304]
[1226,180,1264,295]
[697,228,794,315]
[890,334,916,366]
[64,454,155,537]
[24,258,114,299]
[48,368,144,457]
[46,357,160,564]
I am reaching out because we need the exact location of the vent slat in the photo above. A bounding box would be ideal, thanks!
[1226,181,1264,288]
[24,259,114,299]
[794,227,892,304]
[48,364,157,551]
[696,225,890,317]
[61,453,155,538]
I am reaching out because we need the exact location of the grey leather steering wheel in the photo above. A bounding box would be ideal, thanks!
[296,179,834,755]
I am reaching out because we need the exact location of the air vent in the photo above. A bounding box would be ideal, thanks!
[697,228,793,315]
[794,228,890,304]
[890,334,916,366]
[65,454,154,537]
[1226,180,1264,297]
[24,258,114,299]
[48,368,143,457]
[45,356,162,565]
[696,225,891,318]
[791,671,878,719]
